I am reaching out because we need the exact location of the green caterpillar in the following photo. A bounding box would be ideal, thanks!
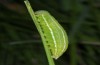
[24,0,68,59]
[35,11,68,59]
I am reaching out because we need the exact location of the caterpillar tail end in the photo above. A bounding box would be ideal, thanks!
[52,56,59,60]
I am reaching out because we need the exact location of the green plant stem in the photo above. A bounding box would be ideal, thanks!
[24,0,55,65]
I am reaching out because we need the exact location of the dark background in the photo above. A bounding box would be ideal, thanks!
[0,0,100,65]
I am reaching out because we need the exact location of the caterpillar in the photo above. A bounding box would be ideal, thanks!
[24,0,68,59]
[35,11,68,59]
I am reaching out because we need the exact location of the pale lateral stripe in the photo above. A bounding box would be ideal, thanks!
[42,14,57,56]
[51,18,66,54]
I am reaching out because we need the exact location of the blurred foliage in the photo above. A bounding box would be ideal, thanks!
[0,0,100,65]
